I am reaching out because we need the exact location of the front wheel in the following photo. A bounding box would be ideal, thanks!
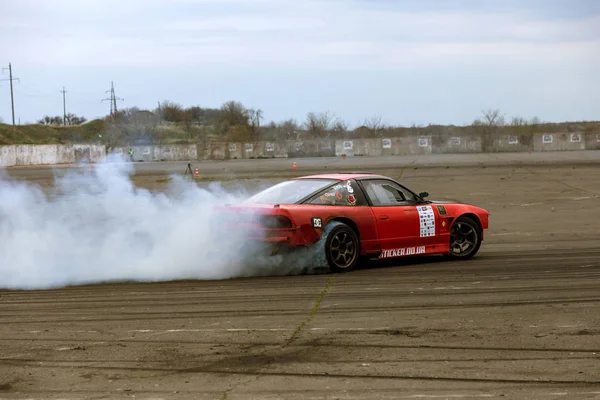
[324,223,360,272]
[445,216,482,260]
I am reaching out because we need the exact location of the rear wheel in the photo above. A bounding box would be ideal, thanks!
[324,223,360,272]
[445,216,482,260]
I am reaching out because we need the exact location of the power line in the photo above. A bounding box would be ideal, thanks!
[101,81,123,120]
[1,62,20,126]
[61,86,67,126]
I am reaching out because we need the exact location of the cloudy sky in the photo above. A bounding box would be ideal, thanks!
[0,0,598,127]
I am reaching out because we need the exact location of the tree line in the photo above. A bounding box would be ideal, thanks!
[27,99,598,146]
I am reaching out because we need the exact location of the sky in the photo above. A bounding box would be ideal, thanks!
[0,0,598,128]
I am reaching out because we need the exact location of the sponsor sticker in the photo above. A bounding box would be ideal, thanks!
[436,205,447,215]
[348,194,356,205]
[448,137,461,146]
[417,205,436,237]
[380,246,426,259]
[542,134,552,144]
[312,217,322,228]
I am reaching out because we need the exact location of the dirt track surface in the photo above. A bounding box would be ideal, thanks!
[2,153,600,399]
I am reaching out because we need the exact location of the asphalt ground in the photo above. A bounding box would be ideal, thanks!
[1,152,600,399]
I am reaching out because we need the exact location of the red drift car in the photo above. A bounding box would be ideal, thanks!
[217,173,490,273]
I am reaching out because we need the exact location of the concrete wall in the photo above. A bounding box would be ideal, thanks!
[491,134,533,153]
[73,144,105,163]
[432,134,483,153]
[0,145,17,167]
[110,145,196,162]
[287,140,335,157]
[533,132,586,152]
[1,132,599,167]
[0,144,104,167]
[585,132,600,151]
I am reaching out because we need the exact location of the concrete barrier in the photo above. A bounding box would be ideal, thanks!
[534,132,586,152]
[584,132,600,151]
[432,135,482,154]
[287,140,335,157]
[15,145,59,165]
[198,142,228,160]
[73,144,106,163]
[242,142,264,159]
[491,134,533,153]
[0,145,17,167]
[109,145,196,162]
[2,132,600,167]
[335,139,381,157]
[154,145,197,162]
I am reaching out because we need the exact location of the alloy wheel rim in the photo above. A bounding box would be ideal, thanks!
[450,222,478,256]
[329,231,356,268]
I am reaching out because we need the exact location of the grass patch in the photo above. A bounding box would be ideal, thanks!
[0,120,107,145]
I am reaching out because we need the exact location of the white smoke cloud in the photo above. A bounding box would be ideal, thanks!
[0,156,324,290]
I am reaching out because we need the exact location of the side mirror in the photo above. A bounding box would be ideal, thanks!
[419,191,429,199]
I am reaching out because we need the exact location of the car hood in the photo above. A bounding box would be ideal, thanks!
[429,199,464,205]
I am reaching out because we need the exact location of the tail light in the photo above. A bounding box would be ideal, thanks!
[260,215,293,229]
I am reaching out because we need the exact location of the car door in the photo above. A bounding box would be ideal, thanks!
[359,179,437,251]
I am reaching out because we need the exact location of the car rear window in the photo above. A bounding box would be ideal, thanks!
[243,179,338,205]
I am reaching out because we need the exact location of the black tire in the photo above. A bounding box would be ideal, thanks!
[324,223,360,272]
[445,216,482,260]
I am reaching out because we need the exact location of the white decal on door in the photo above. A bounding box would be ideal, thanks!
[417,205,436,237]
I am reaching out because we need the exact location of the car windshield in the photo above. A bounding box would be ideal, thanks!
[243,179,338,204]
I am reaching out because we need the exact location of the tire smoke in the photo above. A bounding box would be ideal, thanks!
[0,156,319,290]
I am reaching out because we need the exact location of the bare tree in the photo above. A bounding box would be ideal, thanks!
[363,114,386,137]
[37,115,63,125]
[332,118,348,134]
[65,113,87,126]
[472,108,505,135]
[305,111,334,137]
[248,108,263,138]
[156,100,185,122]
[280,118,299,140]
[220,100,249,127]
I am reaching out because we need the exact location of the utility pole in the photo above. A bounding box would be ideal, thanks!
[1,62,19,126]
[61,86,68,126]
[101,81,123,120]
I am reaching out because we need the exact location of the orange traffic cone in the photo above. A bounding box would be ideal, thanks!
[194,168,200,178]
[293,161,297,170]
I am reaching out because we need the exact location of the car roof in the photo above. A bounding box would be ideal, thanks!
[294,172,388,181]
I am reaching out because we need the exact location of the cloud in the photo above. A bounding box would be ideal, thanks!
[1,0,598,69]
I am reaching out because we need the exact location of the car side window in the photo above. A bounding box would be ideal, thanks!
[306,180,366,206]
[361,180,417,206]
